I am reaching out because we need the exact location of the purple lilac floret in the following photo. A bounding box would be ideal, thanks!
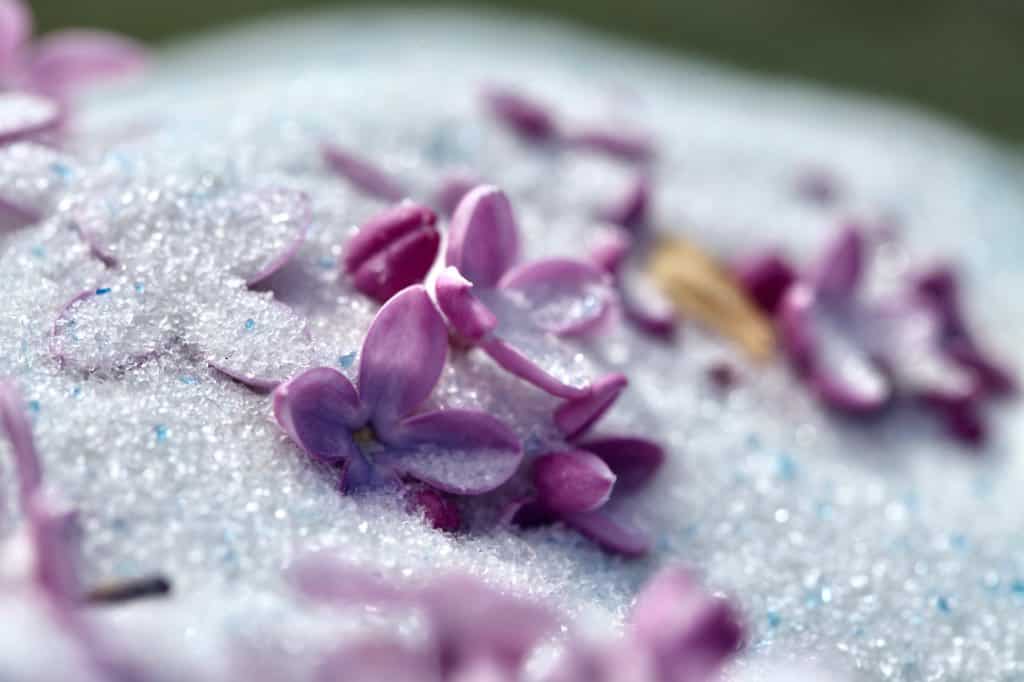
[273,285,523,521]
[342,201,441,304]
[291,554,743,682]
[436,184,618,398]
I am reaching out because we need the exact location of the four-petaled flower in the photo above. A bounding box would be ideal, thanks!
[273,285,523,513]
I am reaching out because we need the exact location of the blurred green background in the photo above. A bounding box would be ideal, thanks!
[31,0,1024,142]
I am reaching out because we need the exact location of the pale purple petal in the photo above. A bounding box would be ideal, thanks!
[576,436,664,493]
[288,554,408,606]
[208,363,282,393]
[272,367,365,464]
[434,172,480,217]
[532,450,616,515]
[435,266,498,343]
[26,491,81,604]
[322,142,405,201]
[405,483,462,532]
[381,409,522,495]
[0,0,31,71]
[232,188,312,287]
[618,268,678,340]
[479,336,587,399]
[0,192,40,232]
[813,225,865,301]
[317,640,439,682]
[590,226,631,275]
[630,567,743,681]
[446,185,520,288]
[28,30,146,98]
[565,127,654,163]
[343,202,440,304]
[0,379,42,506]
[359,285,448,429]
[563,509,650,557]
[733,250,797,316]
[499,257,616,338]
[554,372,628,441]
[0,91,61,145]
[71,201,117,266]
[482,86,558,142]
[597,174,650,231]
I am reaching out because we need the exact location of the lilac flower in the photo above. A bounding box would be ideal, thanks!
[342,201,441,304]
[436,184,618,399]
[509,374,665,557]
[322,142,406,202]
[0,0,145,101]
[273,285,523,508]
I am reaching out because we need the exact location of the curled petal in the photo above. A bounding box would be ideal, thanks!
[499,258,616,338]
[479,336,587,399]
[564,509,650,557]
[343,202,440,304]
[630,567,743,681]
[0,0,31,70]
[435,266,498,343]
[28,30,146,98]
[619,268,678,340]
[482,86,558,142]
[565,127,654,163]
[0,92,61,145]
[554,372,628,441]
[733,251,797,316]
[0,379,42,506]
[446,185,520,288]
[359,285,448,429]
[405,483,462,532]
[208,363,281,393]
[272,367,364,464]
[532,450,616,515]
[813,225,865,301]
[382,409,522,495]
[576,436,664,493]
[434,172,480,217]
[597,174,650,232]
[322,142,405,201]
[590,226,632,275]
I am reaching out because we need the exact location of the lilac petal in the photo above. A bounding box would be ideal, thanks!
[565,127,654,163]
[946,340,1016,399]
[499,258,616,338]
[563,509,650,557]
[618,269,678,340]
[232,188,312,287]
[482,86,558,142]
[0,0,31,71]
[554,372,628,441]
[590,226,632,275]
[359,285,448,429]
[503,495,557,527]
[317,640,439,682]
[434,172,480,217]
[288,554,408,606]
[435,266,498,343]
[28,30,146,99]
[71,202,117,267]
[446,185,520,288]
[918,392,987,448]
[322,142,405,202]
[576,437,664,493]
[0,92,61,145]
[913,266,968,339]
[597,174,650,232]
[272,367,365,464]
[630,567,743,682]
[532,450,616,515]
[479,336,587,399]
[0,379,42,506]
[343,202,440,304]
[382,409,522,495]
[733,251,797,316]
[813,225,865,301]
[405,483,462,532]
[26,491,80,604]
[209,363,281,393]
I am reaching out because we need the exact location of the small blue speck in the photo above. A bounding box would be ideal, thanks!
[30,245,45,259]
[179,375,198,385]
[949,533,967,551]
[95,287,111,296]
[50,162,72,180]
[816,501,834,521]
[776,454,798,481]
[318,255,335,269]
[154,425,168,442]
[27,400,40,414]
[745,433,761,450]
[71,386,81,397]
[134,281,145,293]
[936,596,951,613]
[1010,579,1024,595]
[338,351,357,369]
[766,611,781,628]
[244,318,256,331]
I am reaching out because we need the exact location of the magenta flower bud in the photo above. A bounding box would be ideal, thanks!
[342,202,441,304]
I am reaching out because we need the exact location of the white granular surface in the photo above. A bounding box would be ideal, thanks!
[2,9,1023,682]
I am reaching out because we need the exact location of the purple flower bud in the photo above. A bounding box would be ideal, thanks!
[532,450,616,515]
[733,251,797,316]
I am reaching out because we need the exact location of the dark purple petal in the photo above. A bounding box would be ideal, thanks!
[0,379,42,507]
[532,450,616,515]
[343,202,440,304]
[912,265,968,340]
[446,185,520,288]
[597,174,650,231]
[576,436,664,493]
[565,127,654,163]
[479,336,587,399]
[435,266,498,343]
[322,142,406,202]
[434,172,481,217]
[0,0,31,70]
[733,250,797,316]
[813,225,865,301]
[499,258,616,338]
[590,226,632,275]
[946,340,1016,399]
[918,392,987,448]
[554,372,628,441]
[630,567,743,682]
[28,30,146,99]
[405,483,462,532]
[482,86,558,142]
[563,509,650,557]
[707,362,740,391]
[503,495,557,527]
[272,367,365,464]
[381,409,522,495]
[359,285,448,429]
[317,640,439,682]
[0,92,61,145]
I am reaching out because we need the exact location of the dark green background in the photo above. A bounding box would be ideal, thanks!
[30,0,1024,142]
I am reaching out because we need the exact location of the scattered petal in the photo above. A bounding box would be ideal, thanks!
[435,266,498,343]
[575,437,664,493]
[446,185,520,288]
[532,450,616,515]
[0,91,60,145]
[563,509,650,557]
[554,372,628,441]
[597,174,650,232]
[272,367,365,464]
[0,379,42,506]
[590,226,632,275]
[813,225,864,302]
[226,188,312,287]
[499,258,616,338]
[317,639,439,682]
[322,142,405,202]
[482,86,558,142]
[28,29,146,98]
[288,554,406,606]
[566,127,654,163]
[0,0,31,70]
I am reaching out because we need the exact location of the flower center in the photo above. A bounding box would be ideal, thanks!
[352,426,378,447]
